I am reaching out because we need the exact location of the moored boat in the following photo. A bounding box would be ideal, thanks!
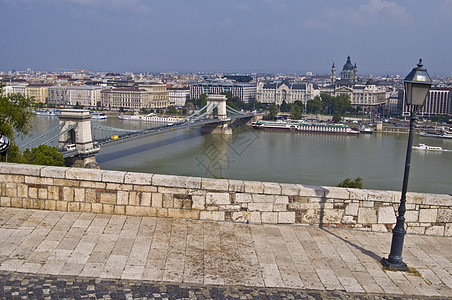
[251,120,360,134]
[419,130,452,139]
[118,114,183,123]
[412,144,444,151]
[35,109,61,116]
[90,112,107,119]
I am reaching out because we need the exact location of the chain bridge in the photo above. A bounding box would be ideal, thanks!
[21,94,257,168]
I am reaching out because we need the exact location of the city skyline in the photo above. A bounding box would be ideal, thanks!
[1,0,451,76]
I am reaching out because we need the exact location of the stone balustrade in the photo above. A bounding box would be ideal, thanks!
[0,162,451,236]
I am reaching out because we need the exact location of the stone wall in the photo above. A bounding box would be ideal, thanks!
[1,162,451,236]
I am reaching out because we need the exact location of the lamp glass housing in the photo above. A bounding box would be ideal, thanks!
[404,59,433,106]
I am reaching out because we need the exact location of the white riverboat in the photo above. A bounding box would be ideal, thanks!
[251,121,360,135]
[412,144,444,151]
[35,109,61,116]
[119,114,183,123]
[90,112,107,119]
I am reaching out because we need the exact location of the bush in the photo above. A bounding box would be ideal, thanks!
[23,145,64,166]
[337,177,363,189]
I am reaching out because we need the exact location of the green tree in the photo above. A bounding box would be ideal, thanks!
[268,103,279,120]
[337,177,363,189]
[166,106,179,115]
[306,97,322,114]
[332,114,342,123]
[23,145,64,166]
[432,114,451,124]
[280,100,291,112]
[0,84,36,162]
[290,101,303,120]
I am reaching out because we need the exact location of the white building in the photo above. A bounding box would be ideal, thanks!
[403,87,452,117]
[47,86,103,107]
[2,83,28,97]
[190,82,256,103]
[256,81,319,105]
[168,87,190,107]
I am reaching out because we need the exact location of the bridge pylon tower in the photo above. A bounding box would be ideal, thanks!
[58,109,100,169]
[201,94,232,135]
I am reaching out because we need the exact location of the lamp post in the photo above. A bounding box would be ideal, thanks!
[381,59,432,271]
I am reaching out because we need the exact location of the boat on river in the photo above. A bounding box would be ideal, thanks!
[90,112,107,119]
[119,114,183,123]
[35,109,60,116]
[251,121,360,135]
[412,144,444,151]
[420,129,452,139]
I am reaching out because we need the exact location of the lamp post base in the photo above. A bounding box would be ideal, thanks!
[381,257,408,271]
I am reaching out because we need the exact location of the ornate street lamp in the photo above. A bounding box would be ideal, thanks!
[381,59,432,270]
[0,133,10,162]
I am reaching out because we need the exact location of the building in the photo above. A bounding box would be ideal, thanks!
[256,81,320,105]
[387,91,403,116]
[168,87,190,107]
[26,84,52,103]
[331,56,358,86]
[139,84,170,109]
[101,84,169,111]
[2,83,27,97]
[48,86,104,107]
[101,87,148,110]
[403,87,452,117]
[68,86,103,107]
[190,82,256,103]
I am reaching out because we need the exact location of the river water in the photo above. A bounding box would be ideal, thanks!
[18,116,452,195]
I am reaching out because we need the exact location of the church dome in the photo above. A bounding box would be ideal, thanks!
[343,56,354,71]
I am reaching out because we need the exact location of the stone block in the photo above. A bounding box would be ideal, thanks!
[425,193,452,206]
[378,206,396,224]
[231,211,261,223]
[200,211,225,221]
[192,195,205,210]
[133,185,158,193]
[261,212,278,223]
[74,188,85,202]
[244,180,264,193]
[252,194,275,203]
[278,212,295,224]
[279,183,300,196]
[162,194,173,208]
[406,192,426,204]
[128,191,139,206]
[322,209,344,223]
[406,226,425,234]
[56,201,68,211]
[41,166,68,178]
[92,203,103,213]
[114,205,125,215]
[68,202,80,212]
[11,197,22,208]
[0,197,11,207]
[371,224,388,232]
[100,192,116,205]
[273,204,287,211]
[63,187,74,202]
[342,215,356,224]
[235,193,252,203]
[124,172,152,185]
[66,168,102,181]
[102,170,126,183]
[425,226,445,236]
[80,202,92,213]
[141,192,152,207]
[152,174,200,189]
[0,163,42,176]
[47,186,59,200]
[323,186,349,200]
[262,182,281,195]
[151,193,163,208]
[345,203,359,216]
[419,209,437,223]
[54,179,79,187]
[103,204,114,214]
[348,188,368,200]
[80,181,106,189]
[367,190,394,202]
[445,224,452,237]
[126,206,156,217]
[437,208,452,222]
[248,202,273,211]
[117,191,128,206]
[168,208,199,220]
[5,183,17,197]
[201,178,229,191]
[358,207,377,224]
[297,185,325,197]
[0,174,24,184]
[206,192,230,205]
[405,210,419,223]
[274,196,289,204]
[25,176,53,185]
[228,180,245,192]
[362,201,374,207]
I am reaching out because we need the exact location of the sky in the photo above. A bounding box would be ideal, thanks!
[1,0,451,76]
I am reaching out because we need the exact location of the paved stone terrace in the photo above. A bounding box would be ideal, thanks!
[1,207,452,299]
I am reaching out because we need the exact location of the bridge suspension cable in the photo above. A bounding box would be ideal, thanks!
[19,123,65,150]
[91,122,141,133]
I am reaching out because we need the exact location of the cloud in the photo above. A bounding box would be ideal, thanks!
[328,0,411,25]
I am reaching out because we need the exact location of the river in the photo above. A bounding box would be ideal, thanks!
[17,115,452,195]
